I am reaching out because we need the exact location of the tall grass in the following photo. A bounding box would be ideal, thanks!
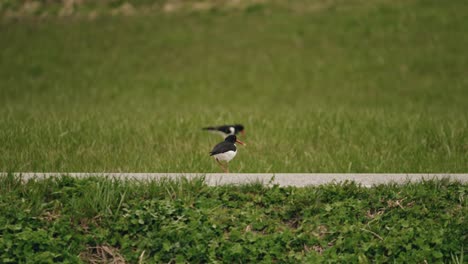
[0,0,467,172]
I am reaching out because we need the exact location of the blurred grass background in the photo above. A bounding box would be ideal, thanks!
[1,0,467,172]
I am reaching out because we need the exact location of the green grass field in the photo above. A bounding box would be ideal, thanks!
[0,175,466,263]
[1,0,467,172]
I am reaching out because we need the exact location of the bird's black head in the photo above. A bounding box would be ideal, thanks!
[234,124,245,133]
[225,135,237,143]
[225,135,245,145]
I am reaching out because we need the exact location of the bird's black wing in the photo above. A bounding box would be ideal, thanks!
[203,125,233,134]
[210,141,236,156]
[202,126,216,131]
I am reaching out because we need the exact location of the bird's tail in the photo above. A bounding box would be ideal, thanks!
[202,127,216,131]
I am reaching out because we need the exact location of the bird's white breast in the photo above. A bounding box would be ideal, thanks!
[213,150,237,162]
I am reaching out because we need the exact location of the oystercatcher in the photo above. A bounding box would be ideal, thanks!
[202,124,245,138]
[209,135,245,173]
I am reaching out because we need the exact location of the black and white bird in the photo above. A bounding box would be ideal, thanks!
[209,135,245,173]
[202,124,245,138]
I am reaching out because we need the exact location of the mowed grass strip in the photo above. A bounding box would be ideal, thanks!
[1,0,467,172]
[0,174,466,263]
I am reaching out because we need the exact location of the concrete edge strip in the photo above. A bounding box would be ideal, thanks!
[2,173,467,187]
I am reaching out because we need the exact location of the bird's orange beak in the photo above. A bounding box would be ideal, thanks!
[236,139,246,146]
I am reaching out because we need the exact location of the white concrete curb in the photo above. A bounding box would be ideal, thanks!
[3,173,467,187]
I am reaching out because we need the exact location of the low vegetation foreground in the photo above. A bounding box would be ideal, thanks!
[0,175,466,263]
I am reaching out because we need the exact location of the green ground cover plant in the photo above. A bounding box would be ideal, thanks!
[1,0,467,172]
[0,174,466,263]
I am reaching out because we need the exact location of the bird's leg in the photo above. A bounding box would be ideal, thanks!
[216,159,228,173]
